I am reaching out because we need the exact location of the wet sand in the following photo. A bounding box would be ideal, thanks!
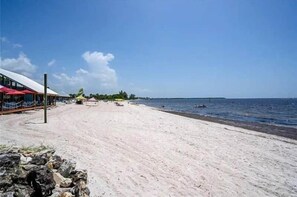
[164,110,297,141]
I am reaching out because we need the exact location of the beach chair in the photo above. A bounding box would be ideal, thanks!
[115,102,124,107]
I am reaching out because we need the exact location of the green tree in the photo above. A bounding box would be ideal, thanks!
[69,94,76,98]
[118,90,128,99]
[129,94,136,100]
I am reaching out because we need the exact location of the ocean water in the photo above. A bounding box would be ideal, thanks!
[134,98,297,128]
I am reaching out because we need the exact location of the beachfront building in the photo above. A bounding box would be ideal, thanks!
[56,92,72,103]
[0,68,58,114]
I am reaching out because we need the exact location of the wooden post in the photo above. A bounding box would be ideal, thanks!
[1,75,3,112]
[44,74,47,123]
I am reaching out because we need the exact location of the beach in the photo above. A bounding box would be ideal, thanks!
[0,102,296,196]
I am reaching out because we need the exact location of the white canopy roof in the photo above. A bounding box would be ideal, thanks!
[88,97,97,102]
[0,68,58,95]
[58,92,71,97]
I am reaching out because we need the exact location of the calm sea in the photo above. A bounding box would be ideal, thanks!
[134,98,297,128]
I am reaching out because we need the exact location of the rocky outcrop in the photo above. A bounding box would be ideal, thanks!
[0,145,90,197]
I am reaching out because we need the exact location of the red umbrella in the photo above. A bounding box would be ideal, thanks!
[21,89,36,94]
[6,90,25,95]
[0,85,16,93]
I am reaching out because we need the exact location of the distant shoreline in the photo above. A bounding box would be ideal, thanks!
[137,97,296,100]
[163,110,297,141]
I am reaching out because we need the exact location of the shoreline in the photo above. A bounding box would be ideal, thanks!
[1,102,297,196]
[163,110,297,141]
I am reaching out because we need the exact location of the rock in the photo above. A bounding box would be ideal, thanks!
[61,192,73,197]
[70,170,88,183]
[58,160,76,178]
[0,175,13,190]
[71,180,90,197]
[30,155,48,165]
[51,155,63,169]
[0,169,6,176]
[0,147,18,155]
[0,146,90,197]
[60,178,72,188]
[6,184,33,197]
[20,155,32,165]
[22,152,34,157]
[11,168,29,185]
[0,153,20,168]
[37,148,55,158]
[22,164,38,171]
[50,192,61,197]
[26,167,55,196]
[52,187,71,194]
[53,172,73,188]
[47,161,54,169]
[0,192,14,197]
[30,148,55,165]
[53,172,65,186]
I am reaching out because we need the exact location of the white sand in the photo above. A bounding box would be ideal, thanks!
[0,102,296,196]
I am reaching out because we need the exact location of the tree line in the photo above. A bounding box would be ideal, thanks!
[69,89,137,100]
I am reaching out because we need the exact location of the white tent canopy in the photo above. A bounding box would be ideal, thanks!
[0,68,58,95]
[88,97,97,102]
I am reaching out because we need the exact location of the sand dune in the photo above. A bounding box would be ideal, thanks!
[0,102,296,196]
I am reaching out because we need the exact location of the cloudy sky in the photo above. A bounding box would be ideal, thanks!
[1,0,296,98]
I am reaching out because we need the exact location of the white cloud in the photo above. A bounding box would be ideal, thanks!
[48,59,56,66]
[0,37,8,42]
[0,53,37,77]
[53,73,83,85]
[53,51,118,93]
[13,43,22,48]
[82,51,117,88]
[1,37,22,49]
[76,68,88,74]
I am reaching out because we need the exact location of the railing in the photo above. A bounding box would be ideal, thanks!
[0,102,56,115]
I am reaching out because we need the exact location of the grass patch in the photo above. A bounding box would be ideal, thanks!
[0,144,54,154]
[0,144,9,151]
[19,144,52,154]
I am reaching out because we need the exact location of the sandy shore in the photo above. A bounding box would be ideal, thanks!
[164,110,297,141]
[0,102,296,196]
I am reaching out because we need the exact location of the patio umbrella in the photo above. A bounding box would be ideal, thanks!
[21,89,36,94]
[88,97,97,102]
[6,90,25,95]
[76,95,85,101]
[0,85,17,93]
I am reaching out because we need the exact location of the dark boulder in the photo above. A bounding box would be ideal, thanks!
[0,154,20,168]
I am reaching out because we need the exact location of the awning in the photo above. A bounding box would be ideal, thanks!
[88,97,97,102]
[21,89,37,94]
[6,90,25,95]
[0,85,17,93]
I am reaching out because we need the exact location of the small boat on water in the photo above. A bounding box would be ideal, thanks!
[194,104,207,108]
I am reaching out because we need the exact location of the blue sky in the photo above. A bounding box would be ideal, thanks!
[1,0,296,98]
